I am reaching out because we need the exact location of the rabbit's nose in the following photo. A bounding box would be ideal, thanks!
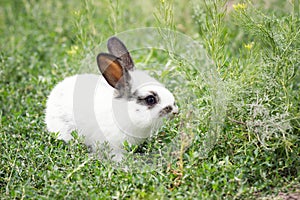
[172,105,179,115]
[159,104,179,117]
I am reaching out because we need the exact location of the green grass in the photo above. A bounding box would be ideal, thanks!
[1,0,299,199]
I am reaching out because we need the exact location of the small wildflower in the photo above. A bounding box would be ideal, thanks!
[233,3,247,11]
[67,45,79,55]
[73,10,81,16]
[244,42,254,50]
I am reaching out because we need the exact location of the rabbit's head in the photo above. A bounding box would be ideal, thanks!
[97,37,178,138]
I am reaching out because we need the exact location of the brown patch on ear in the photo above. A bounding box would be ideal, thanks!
[97,53,123,88]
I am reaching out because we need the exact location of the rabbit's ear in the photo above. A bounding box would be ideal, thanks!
[97,53,130,92]
[107,37,134,71]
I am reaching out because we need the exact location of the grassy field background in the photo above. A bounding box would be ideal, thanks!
[1,0,299,199]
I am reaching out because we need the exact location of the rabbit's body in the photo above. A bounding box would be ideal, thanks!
[45,37,178,160]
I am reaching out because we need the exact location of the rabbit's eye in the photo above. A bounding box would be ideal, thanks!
[145,95,157,106]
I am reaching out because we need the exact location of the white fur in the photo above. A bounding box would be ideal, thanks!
[45,70,177,160]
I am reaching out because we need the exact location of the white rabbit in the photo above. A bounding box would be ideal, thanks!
[45,37,178,161]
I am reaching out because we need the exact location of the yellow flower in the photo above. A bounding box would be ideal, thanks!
[244,42,254,50]
[233,3,247,11]
[73,10,81,16]
[67,45,79,55]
